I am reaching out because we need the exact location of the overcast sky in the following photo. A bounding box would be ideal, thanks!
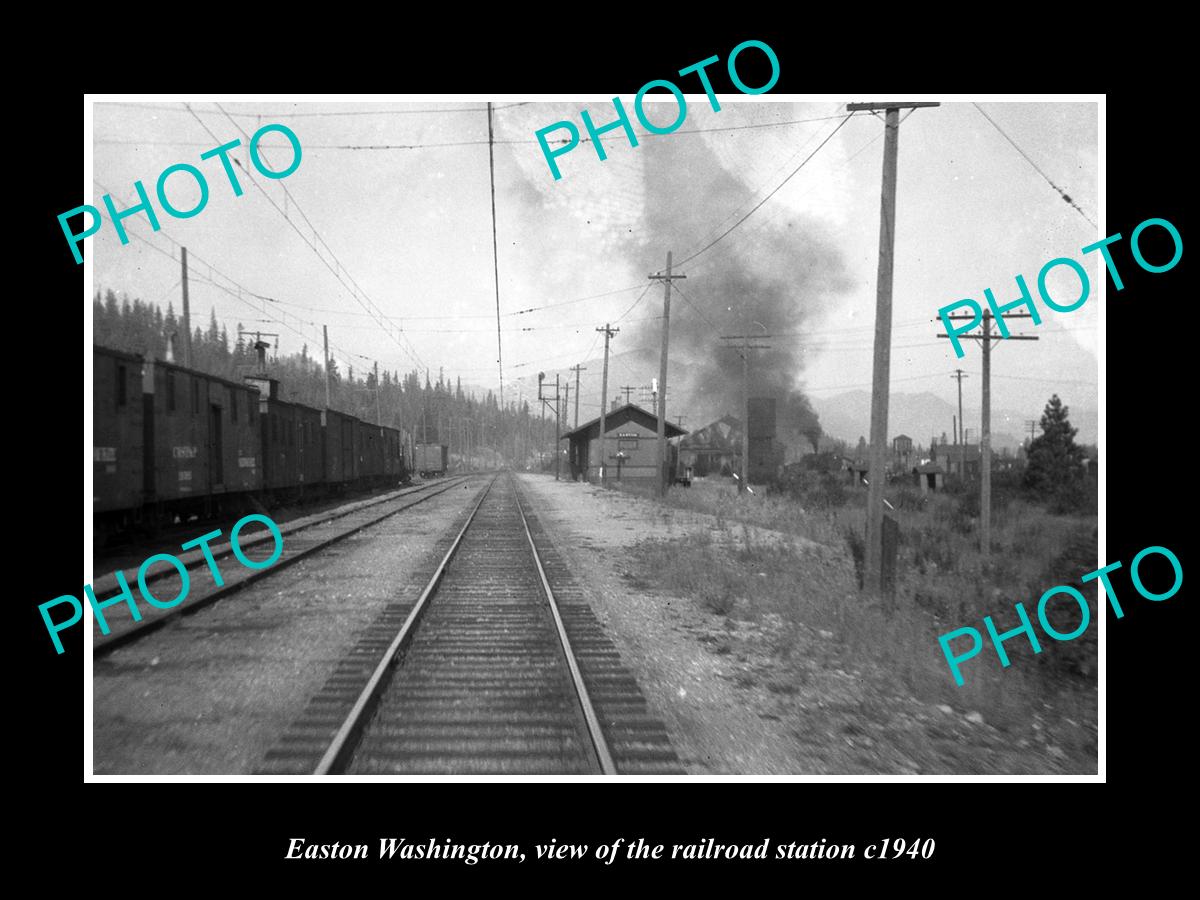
[90,97,1099,437]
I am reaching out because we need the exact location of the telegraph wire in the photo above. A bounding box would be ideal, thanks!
[972,102,1096,228]
[670,114,856,269]
[681,103,845,257]
[678,115,893,279]
[99,101,490,116]
[94,111,855,150]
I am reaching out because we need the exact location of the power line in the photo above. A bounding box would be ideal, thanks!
[98,101,491,116]
[971,102,1096,228]
[487,102,505,407]
[679,116,896,280]
[184,103,425,371]
[265,283,646,321]
[93,112,854,151]
[680,103,844,257]
[671,114,856,268]
[614,282,654,323]
[92,180,366,373]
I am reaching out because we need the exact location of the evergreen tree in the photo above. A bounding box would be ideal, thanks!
[1024,394,1087,494]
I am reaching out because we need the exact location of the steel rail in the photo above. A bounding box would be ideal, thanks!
[109,477,469,594]
[93,476,475,658]
[313,474,500,774]
[514,480,617,775]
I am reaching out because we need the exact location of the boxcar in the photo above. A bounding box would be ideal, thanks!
[322,408,359,487]
[414,442,448,477]
[356,420,384,485]
[259,394,324,496]
[93,346,145,518]
[145,359,262,517]
[381,425,403,480]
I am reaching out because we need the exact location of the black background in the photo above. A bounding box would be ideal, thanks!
[20,23,1187,885]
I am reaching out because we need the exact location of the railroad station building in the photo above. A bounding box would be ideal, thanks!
[562,403,687,484]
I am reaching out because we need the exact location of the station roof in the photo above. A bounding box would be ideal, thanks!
[561,403,688,442]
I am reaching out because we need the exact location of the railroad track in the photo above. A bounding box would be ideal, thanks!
[260,472,682,775]
[93,475,475,656]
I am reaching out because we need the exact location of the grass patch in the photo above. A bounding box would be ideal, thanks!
[623,482,1098,767]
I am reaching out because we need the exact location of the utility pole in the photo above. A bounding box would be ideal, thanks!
[180,246,193,368]
[951,369,969,477]
[619,385,636,405]
[322,325,332,409]
[537,371,562,480]
[719,332,772,494]
[570,363,586,429]
[938,310,1038,555]
[649,252,686,497]
[1025,419,1037,446]
[846,100,940,596]
[373,361,381,425]
[596,324,619,487]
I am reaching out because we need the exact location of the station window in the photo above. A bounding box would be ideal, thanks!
[116,363,127,408]
[166,372,176,413]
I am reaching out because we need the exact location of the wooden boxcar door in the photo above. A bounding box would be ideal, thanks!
[210,404,224,489]
[342,419,354,480]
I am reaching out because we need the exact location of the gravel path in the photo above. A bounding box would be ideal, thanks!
[518,474,818,774]
[92,478,487,775]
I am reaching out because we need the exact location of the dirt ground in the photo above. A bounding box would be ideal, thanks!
[517,474,1098,775]
[92,479,486,775]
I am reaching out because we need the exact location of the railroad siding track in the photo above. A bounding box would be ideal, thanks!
[93,476,474,655]
[259,474,682,776]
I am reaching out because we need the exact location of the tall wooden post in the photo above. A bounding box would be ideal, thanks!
[570,363,585,430]
[181,247,193,368]
[741,332,749,494]
[322,325,332,409]
[596,324,618,486]
[981,311,992,556]
[654,254,672,496]
[847,100,939,596]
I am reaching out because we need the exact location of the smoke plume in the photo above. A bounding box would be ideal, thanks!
[629,131,855,452]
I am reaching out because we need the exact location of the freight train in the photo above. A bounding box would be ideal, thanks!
[93,344,408,538]
[413,442,448,478]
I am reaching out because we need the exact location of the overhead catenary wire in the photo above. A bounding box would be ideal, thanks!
[93,111,854,150]
[211,102,428,369]
[92,181,367,376]
[487,102,505,407]
[184,103,425,371]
